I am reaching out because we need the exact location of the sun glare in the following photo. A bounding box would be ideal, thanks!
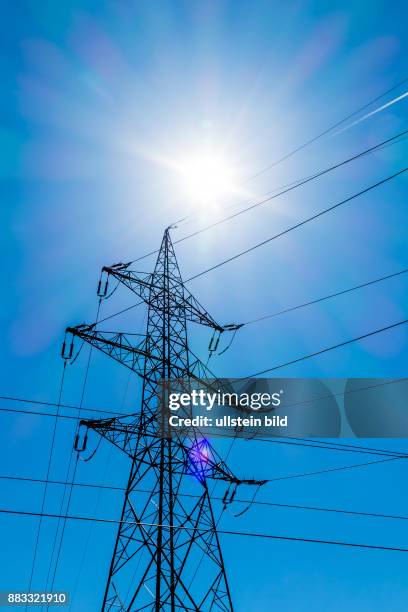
[174,149,243,209]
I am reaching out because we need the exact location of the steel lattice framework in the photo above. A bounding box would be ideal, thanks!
[64,228,263,611]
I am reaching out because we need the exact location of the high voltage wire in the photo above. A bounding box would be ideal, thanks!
[186,167,408,282]
[47,301,102,597]
[69,316,148,611]
[0,394,127,417]
[2,401,407,458]
[266,455,407,482]
[95,300,144,325]
[3,455,406,503]
[174,129,408,248]
[225,497,408,522]
[95,183,408,328]
[1,403,407,461]
[178,128,406,233]
[171,79,408,231]
[245,77,408,182]
[25,301,102,605]
[243,267,408,325]
[243,437,407,458]
[69,444,116,611]
[0,405,115,422]
[3,473,408,522]
[0,474,124,491]
[0,378,408,457]
[90,166,407,326]
[247,318,408,377]
[36,96,408,377]
[3,508,408,553]
[94,261,408,328]
[127,77,408,264]
[283,435,406,456]
[0,373,401,415]
[4,412,405,519]
[128,127,408,266]
[244,379,407,431]
[26,362,67,601]
[204,425,408,458]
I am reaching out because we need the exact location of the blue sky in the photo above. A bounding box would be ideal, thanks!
[1,0,408,610]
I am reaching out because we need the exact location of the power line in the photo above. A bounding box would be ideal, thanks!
[2,387,406,462]
[3,473,408,522]
[0,408,405,462]
[4,507,408,553]
[69,331,145,610]
[244,267,408,325]
[128,78,408,265]
[0,405,123,422]
[93,164,408,327]
[88,257,408,336]
[242,437,407,458]
[285,435,406,456]
[187,167,408,282]
[0,456,402,492]
[247,317,408,377]
[8,433,408,490]
[0,394,127,417]
[245,76,408,182]
[96,299,144,325]
[3,402,408,460]
[0,474,124,492]
[47,300,102,595]
[247,378,408,439]
[266,455,407,483]
[26,362,67,601]
[174,130,408,248]
[228,497,408,522]
[5,388,406,459]
[171,80,408,233]
[69,443,116,610]
[254,424,408,457]
[128,127,408,267]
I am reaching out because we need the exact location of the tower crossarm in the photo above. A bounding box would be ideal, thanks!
[100,265,153,303]
[76,413,156,458]
[79,413,267,488]
[68,325,266,486]
[199,441,267,487]
[179,288,224,331]
[65,325,156,381]
[101,264,241,333]
[65,326,229,390]
[178,432,267,487]
[64,324,201,384]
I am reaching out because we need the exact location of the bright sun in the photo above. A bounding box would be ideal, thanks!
[174,149,243,209]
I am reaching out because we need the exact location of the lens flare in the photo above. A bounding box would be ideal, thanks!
[188,439,212,482]
[174,148,243,209]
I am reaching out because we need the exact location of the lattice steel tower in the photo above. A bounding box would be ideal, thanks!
[64,228,262,611]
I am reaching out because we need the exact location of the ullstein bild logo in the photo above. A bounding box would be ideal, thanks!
[157,378,408,439]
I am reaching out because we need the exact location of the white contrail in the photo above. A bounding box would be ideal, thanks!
[332,90,408,137]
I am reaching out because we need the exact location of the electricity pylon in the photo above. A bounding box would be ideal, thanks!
[64,227,263,611]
